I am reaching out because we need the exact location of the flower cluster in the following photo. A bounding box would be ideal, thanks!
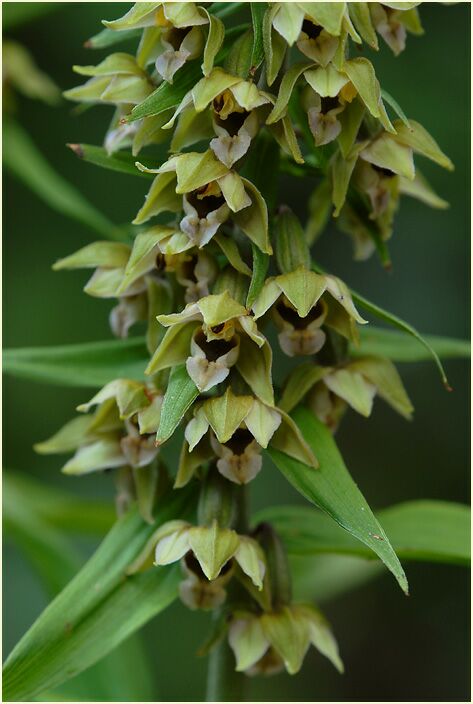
[40,1,452,679]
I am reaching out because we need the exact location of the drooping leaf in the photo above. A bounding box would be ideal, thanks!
[355,327,470,362]
[256,500,470,566]
[3,490,194,702]
[3,337,148,388]
[266,407,409,594]
[3,120,125,241]
[350,289,452,389]
[313,262,453,389]
[155,364,199,445]
[66,143,160,178]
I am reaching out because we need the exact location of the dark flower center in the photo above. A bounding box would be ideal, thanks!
[194,329,237,361]
[187,188,225,219]
[301,19,323,40]
[276,300,325,329]
[223,428,254,455]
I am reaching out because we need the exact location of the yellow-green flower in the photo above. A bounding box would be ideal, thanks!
[252,267,367,355]
[228,603,343,675]
[146,292,274,399]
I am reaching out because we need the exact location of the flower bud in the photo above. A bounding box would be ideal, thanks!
[274,207,311,275]
[254,522,292,609]
[197,467,238,529]
[213,266,248,306]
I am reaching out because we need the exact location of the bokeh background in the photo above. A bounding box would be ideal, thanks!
[3,2,470,701]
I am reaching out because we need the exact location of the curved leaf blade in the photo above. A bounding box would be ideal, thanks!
[3,337,148,388]
[3,121,125,241]
[356,327,470,362]
[257,500,470,566]
[266,406,409,594]
[3,489,193,702]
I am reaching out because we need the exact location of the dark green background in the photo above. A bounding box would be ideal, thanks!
[3,2,470,701]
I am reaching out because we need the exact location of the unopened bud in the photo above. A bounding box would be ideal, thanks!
[213,266,248,306]
[254,522,292,609]
[274,207,311,275]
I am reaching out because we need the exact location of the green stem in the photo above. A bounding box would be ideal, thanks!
[205,633,247,702]
[205,483,249,701]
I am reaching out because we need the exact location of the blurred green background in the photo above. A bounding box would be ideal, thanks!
[3,2,470,701]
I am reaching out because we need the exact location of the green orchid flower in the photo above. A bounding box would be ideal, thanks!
[279,355,413,433]
[228,603,343,676]
[146,292,274,399]
[182,387,318,479]
[103,2,223,83]
[134,150,271,253]
[252,267,367,356]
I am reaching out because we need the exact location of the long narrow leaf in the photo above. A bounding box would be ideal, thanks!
[291,554,384,603]
[266,406,409,594]
[3,121,125,241]
[351,289,451,389]
[3,489,194,702]
[3,337,148,388]
[356,327,470,362]
[67,144,158,178]
[3,472,115,535]
[256,500,470,566]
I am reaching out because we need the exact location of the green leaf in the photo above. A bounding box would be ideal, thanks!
[257,500,470,566]
[3,120,125,241]
[350,289,452,389]
[84,27,142,50]
[355,327,470,362]
[128,60,202,123]
[3,472,115,536]
[3,490,194,702]
[250,3,266,71]
[209,2,246,19]
[3,337,149,388]
[155,364,199,445]
[246,244,270,308]
[4,476,81,596]
[266,406,409,594]
[381,88,410,128]
[267,61,313,125]
[290,553,384,603]
[66,143,160,178]
[313,262,453,389]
